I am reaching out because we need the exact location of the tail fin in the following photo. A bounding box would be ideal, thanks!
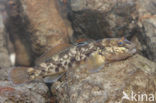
[8,67,33,85]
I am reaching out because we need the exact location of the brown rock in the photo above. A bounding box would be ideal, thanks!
[51,54,156,103]
[5,0,73,66]
[71,0,117,12]
[5,0,35,66]
[20,0,73,55]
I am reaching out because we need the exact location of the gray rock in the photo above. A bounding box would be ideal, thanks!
[70,0,137,39]
[137,0,156,61]
[70,0,87,11]
[0,3,11,68]
[51,54,156,103]
[0,81,49,103]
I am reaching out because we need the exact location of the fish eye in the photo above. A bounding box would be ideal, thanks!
[118,42,124,46]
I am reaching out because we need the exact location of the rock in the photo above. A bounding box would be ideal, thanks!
[71,0,136,12]
[131,35,143,53]
[70,10,110,40]
[51,54,156,103]
[0,81,49,103]
[20,0,73,55]
[4,0,73,66]
[0,68,9,81]
[0,3,11,68]
[70,0,138,39]
[136,0,156,61]
[5,0,35,66]
[70,0,87,11]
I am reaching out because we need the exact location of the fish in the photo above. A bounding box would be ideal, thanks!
[9,38,136,85]
[35,43,72,65]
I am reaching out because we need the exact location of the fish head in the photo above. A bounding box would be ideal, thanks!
[98,38,136,61]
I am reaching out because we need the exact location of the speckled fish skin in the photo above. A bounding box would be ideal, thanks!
[9,38,136,84]
[28,38,136,80]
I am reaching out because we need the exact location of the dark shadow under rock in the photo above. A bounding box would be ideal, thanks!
[70,10,110,40]
[69,0,137,40]
[5,0,35,66]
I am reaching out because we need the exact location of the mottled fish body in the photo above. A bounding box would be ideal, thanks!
[9,38,136,84]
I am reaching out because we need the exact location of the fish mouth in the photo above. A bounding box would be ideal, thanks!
[129,48,137,54]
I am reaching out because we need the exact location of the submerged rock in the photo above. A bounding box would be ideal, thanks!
[0,3,11,68]
[5,0,35,66]
[20,0,73,55]
[5,0,73,66]
[70,0,137,40]
[51,54,156,103]
[136,0,156,62]
[0,81,49,103]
